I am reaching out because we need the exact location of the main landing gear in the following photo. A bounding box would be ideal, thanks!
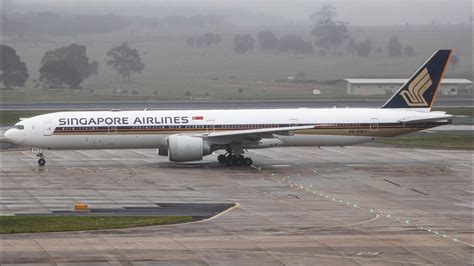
[218,153,253,167]
[35,149,46,166]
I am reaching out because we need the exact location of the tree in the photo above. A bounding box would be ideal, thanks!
[106,42,145,82]
[404,45,415,56]
[278,35,313,54]
[387,36,403,57]
[194,37,204,47]
[450,54,459,69]
[309,5,337,23]
[0,45,29,88]
[40,43,97,89]
[257,30,278,50]
[310,5,350,52]
[233,34,255,54]
[347,38,357,55]
[186,33,221,47]
[356,39,372,57]
[40,60,81,89]
[202,33,221,46]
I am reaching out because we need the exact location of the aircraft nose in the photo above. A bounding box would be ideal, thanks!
[4,129,17,143]
[4,129,13,142]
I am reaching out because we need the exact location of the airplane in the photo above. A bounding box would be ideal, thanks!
[4,50,453,167]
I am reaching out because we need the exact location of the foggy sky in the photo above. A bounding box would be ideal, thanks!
[3,0,473,26]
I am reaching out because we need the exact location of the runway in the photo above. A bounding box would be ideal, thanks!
[1,146,473,265]
[1,97,472,110]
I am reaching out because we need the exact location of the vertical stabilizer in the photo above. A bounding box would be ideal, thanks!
[382,50,451,109]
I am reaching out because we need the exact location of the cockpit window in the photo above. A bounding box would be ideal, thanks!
[13,125,24,130]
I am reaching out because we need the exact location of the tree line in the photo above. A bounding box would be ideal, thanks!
[0,43,145,89]
[186,33,222,47]
[184,5,423,58]
[185,30,416,58]
[185,31,314,55]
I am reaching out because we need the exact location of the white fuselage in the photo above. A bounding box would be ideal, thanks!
[5,108,448,152]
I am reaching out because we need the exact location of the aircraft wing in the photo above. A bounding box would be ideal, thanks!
[202,125,315,139]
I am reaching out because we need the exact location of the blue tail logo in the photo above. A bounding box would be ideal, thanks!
[382,50,451,109]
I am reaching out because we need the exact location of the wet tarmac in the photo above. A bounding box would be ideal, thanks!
[1,146,472,265]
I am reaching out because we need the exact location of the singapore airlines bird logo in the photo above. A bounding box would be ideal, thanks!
[400,68,432,107]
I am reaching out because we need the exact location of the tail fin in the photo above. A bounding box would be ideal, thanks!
[382,50,451,109]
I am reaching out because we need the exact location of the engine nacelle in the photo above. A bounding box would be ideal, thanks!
[167,135,211,162]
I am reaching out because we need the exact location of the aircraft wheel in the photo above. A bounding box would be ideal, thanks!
[244,157,253,166]
[225,156,235,166]
[38,158,46,166]
[217,154,226,163]
[235,157,244,166]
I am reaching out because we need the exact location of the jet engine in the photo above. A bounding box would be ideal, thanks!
[167,135,211,162]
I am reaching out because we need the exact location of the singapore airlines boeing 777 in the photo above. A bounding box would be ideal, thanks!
[4,50,453,166]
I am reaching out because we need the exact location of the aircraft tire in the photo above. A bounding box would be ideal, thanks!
[225,157,235,166]
[217,155,226,163]
[235,157,244,166]
[38,158,46,166]
[244,158,253,166]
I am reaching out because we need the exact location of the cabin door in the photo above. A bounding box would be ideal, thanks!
[108,126,117,134]
[43,122,53,136]
[369,118,379,131]
[107,126,117,146]
[289,118,298,127]
[206,120,215,133]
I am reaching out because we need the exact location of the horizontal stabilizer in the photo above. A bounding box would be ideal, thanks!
[398,115,452,124]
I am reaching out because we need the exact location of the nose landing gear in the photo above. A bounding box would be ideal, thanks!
[35,149,46,166]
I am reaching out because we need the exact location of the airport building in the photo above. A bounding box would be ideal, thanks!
[345,78,472,96]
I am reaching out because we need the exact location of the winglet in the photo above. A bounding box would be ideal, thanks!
[382,50,451,109]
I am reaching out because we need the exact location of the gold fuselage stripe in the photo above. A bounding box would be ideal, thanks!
[52,122,449,138]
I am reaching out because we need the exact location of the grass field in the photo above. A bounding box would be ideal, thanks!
[1,24,471,102]
[0,215,193,234]
[376,132,473,150]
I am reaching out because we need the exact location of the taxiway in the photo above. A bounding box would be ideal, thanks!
[1,146,472,264]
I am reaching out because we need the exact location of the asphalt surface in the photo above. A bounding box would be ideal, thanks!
[1,97,472,110]
[1,146,472,264]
